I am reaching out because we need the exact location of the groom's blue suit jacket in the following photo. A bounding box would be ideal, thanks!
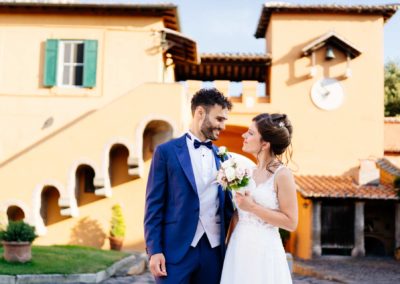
[144,134,234,264]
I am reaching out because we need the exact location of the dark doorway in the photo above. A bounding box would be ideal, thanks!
[364,201,395,256]
[321,200,354,255]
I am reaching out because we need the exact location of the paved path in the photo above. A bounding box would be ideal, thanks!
[102,271,338,284]
[295,256,400,284]
[102,256,400,284]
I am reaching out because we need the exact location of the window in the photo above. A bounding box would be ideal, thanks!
[44,39,98,88]
[58,41,84,87]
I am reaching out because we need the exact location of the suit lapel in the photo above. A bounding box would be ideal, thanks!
[174,134,197,193]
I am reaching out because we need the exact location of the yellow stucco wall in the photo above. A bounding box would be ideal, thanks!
[0,13,167,161]
[265,13,385,175]
[0,9,391,257]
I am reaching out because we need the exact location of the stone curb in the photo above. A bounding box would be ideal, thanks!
[0,254,138,284]
[293,261,348,283]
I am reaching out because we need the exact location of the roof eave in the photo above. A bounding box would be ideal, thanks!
[0,2,181,31]
[255,4,399,39]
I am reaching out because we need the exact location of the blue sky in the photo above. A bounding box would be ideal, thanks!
[171,0,400,63]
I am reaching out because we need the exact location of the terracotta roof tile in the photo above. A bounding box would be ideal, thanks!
[255,3,398,38]
[0,1,180,31]
[376,158,400,177]
[295,175,398,200]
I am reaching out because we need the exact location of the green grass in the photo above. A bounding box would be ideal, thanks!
[0,245,129,275]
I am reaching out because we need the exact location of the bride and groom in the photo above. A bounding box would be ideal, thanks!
[144,88,298,284]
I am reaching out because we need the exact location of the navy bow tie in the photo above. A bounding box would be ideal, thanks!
[193,139,213,150]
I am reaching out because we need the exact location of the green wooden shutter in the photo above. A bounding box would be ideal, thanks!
[43,39,59,87]
[83,40,98,88]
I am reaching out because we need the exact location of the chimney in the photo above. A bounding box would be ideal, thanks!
[356,159,380,186]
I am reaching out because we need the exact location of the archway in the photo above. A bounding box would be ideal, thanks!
[40,186,67,226]
[142,120,173,161]
[75,165,101,206]
[7,206,25,221]
[109,144,133,187]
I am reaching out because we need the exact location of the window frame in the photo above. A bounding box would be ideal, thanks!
[56,40,85,88]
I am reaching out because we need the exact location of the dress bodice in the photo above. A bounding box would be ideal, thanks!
[235,165,284,229]
[221,165,293,284]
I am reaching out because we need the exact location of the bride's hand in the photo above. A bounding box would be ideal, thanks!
[235,191,255,212]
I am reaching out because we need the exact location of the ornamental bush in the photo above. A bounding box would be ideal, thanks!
[0,221,37,243]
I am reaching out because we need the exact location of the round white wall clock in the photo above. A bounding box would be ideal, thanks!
[311,78,345,110]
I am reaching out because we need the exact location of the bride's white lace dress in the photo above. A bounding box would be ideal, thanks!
[220,165,292,284]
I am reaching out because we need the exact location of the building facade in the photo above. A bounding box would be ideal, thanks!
[0,1,399,259]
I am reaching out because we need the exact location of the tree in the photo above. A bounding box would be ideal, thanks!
[384,61,400,117]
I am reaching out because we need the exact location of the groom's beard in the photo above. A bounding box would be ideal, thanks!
[201,114,221,141]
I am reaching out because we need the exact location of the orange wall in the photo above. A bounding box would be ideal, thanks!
[291,193,312,259]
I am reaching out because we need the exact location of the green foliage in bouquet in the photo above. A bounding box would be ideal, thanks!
[228,176,250,191]
[0,221,37,243]
[109,204,126,238]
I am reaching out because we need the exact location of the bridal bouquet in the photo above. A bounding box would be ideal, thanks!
[216,150,250,191]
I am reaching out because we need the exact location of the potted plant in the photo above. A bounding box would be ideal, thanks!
[109,204,126,251]
[0,221,37,263]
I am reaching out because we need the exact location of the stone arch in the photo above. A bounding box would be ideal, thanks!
[75,164,102,206]
[32,180,65,235]
[136,115,178,162]
[7,206,25,221]
[0,200,30,223]
[66,159,101,214]
[100,138,135,197]
[109,144,133,187]
[141,120,174,162]
[40,185,68,226]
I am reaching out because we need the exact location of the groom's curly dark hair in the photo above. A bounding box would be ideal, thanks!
[191,88,232,115]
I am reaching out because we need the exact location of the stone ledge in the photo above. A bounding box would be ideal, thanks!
[293,261,347,283]
[0,254,143,284]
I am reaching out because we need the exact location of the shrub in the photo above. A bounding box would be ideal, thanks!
[0,221,37,243]
[109,204,126,238]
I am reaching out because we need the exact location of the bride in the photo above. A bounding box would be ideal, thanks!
[220,113,298,284]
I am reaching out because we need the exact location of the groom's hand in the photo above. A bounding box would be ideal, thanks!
[149,253,167,277]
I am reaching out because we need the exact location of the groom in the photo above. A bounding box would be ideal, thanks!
[144,88,234,284]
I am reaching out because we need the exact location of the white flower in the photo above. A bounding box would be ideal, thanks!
[225,167,236,182]
[221,158,235,169]
[217,146,227,156]
[235,167,245,180]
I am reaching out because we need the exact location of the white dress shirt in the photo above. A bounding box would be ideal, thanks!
[186,131,221,248]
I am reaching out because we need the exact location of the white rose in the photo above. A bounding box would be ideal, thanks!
[222,158,235,169]
[235,167,245,180]
[225,167,236,182]
[218,146,227,155]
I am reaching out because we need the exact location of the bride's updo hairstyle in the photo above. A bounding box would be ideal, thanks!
[252,113,293,164]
